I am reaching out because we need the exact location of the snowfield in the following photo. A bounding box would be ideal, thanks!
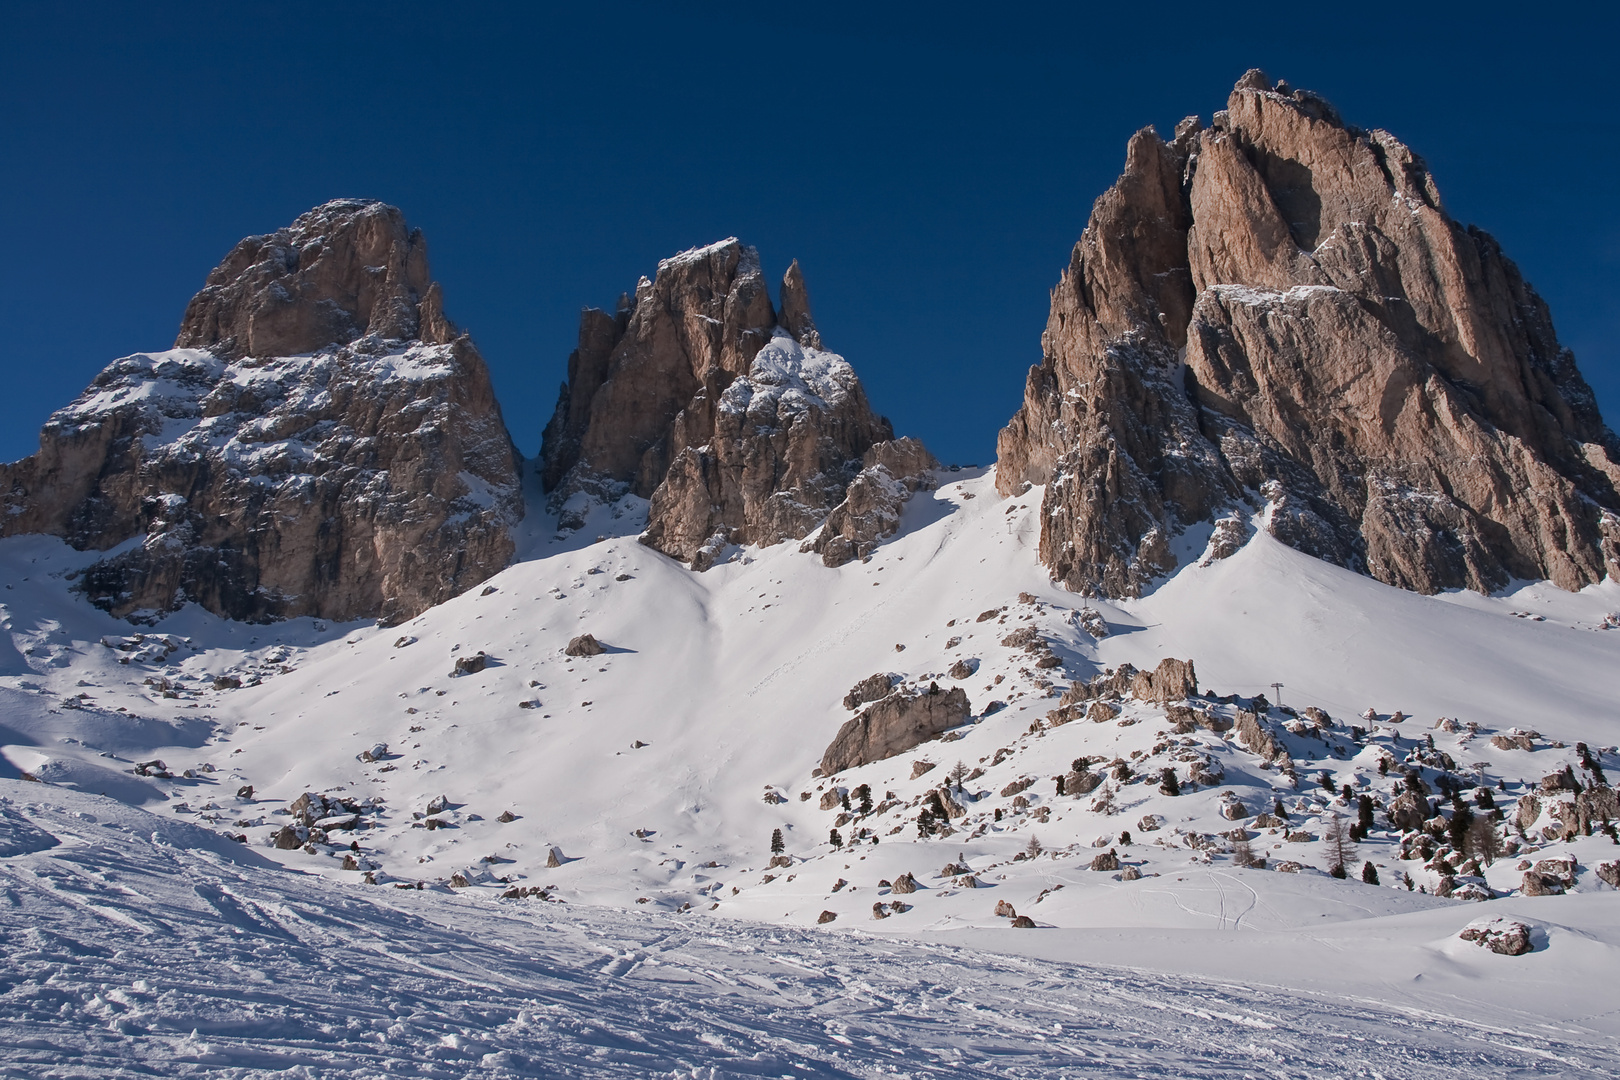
[3,782,1617,1078]
[1,462,1618,1074]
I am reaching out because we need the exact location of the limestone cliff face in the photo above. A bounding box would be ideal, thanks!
[0,199,522,624]
[999,71,1620,596]
[541,239,930,567]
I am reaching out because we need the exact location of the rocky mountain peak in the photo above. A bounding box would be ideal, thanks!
[1,201,521,624]
[999,72,1620,597]
[541,240,934,568]
[176,199,454,360]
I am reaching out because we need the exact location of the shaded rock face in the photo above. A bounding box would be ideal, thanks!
[0,200,522,624]
[820,682,971,775]
[805,437,938,567]
[998,72,1620,597]
[539,239,923,566]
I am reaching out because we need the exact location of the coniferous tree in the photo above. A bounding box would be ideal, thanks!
[1322,813,1356,877]
[1159,768,1180,796]
[829,828,843,849]
[1466,815,1501,864]
[770,828,784,855]
[1357,794,1375,833]
[1361,861,1380,885]
[917,807,936,838]
[1448,804,1474,853]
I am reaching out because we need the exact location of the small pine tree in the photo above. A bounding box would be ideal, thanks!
[917,808,936,838]
[829,828,843,849]
[1322,812,1356,878]
[1274,799,1289,819]
[1320,771,1336,792]
[1329,863,1348,879]
[1377,757,1389,776]
[855,783,873,816]
[1403,872,1414,891]
[1466,815,1501,865]
[1025,833,1043,858]
[1159,768,1180,796]
[950,760,969,786]
[1447,804,1474,853]
[1340,783,1354,801]
[1072,757,1090,775]
[839,790,851,811]
[1361,860,1380,885]
[1091,783,1118,816]
[1357,794,1375,833]
[770,828,784,855]
[1232,838,1261,868]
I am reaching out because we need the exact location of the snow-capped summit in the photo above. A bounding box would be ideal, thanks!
[538,237,934,570]
[0,200,523,625]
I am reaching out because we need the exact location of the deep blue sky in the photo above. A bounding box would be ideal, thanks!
[3,3,1617,467]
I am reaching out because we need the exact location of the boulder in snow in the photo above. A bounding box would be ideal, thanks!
[1459,918,1533,955]
[820,682,970,775]
[452,651,488,676]
[564,634,604,658]
[842,672,894,710]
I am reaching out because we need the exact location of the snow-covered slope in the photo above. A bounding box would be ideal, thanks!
[3,780,1617,1076]
[2,461,1618,1067]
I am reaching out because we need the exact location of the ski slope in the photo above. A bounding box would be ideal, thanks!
[2,781,1617,1078]
[1,462,1618,1073]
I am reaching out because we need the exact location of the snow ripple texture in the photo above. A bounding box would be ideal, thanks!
[1,783,1612,1079]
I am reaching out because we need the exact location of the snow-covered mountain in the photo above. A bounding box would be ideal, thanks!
[3,70,1620,1075]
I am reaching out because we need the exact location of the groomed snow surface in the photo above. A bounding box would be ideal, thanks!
[1,465,1618,1075]
[3,783,1617,1077]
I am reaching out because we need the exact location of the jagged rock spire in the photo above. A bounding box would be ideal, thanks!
[999,72,1620,596]
[541,240,932,568]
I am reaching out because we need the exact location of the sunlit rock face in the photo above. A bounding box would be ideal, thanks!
[998,71,1620,597]
[0,199,522,624]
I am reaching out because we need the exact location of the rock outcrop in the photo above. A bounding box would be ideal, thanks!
[539,239,929,567]
[820,682,971,775]
[805,437,937,566]
[1128,657,1198,704]
[0,200,522,624]
[998,71,1620,597]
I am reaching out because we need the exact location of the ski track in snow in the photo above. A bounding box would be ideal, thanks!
[0,788,1615,1079]
[4,466,1620,1075]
